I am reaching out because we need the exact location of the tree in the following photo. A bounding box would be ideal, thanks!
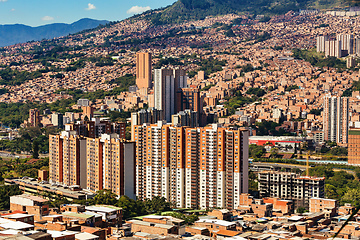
[329,147,348,156]
[270,147,279,158]
[117,195,146,220]
[143,196,172,214]
[249,144,266,158]
[93,189,118,205]
[341,188,360,206]
[225,29,236,37]
[0,185,22,210]
[163,212,199,224]
[296,207,306,213]
[32,140,39,159]
[325,184,338,199]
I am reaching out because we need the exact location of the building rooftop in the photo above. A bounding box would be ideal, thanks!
[62,212,93,219]
[214,229,240,237]
[11,194,48,203]
[75,232,99,240]
[0,218,34,230]
[5,178,95,200]
[85,205,121,213]
[2,214,33,219]
[128,220,174,229]
[195,219,236,227]
[47,231,77,238]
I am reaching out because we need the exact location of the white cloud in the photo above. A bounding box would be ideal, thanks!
[0,0,8,2]
[42,16,54,21]
[85,3,96,11]
[11,8,15,11]
[127,6,151,14]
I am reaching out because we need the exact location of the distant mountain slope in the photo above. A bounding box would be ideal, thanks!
[147,0,349,24]
[0,18,109,47]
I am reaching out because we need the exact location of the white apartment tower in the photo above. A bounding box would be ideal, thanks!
[325,40,342,58]
[337,34,354,55]
[316,36,329,53]
[323,95,349,144]
[355,37,360,55]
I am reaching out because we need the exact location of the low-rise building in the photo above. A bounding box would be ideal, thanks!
[84,205,122,227]
[9,195,49,221]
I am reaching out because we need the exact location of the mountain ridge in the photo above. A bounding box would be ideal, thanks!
[0,18,109,47]
[145,0,350,25]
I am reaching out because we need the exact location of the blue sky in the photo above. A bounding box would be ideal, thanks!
[0,0,177,26]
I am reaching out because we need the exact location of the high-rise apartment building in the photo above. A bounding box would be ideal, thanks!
[136,52,152,89]
[28,108,40,127]
[172,110,199,128]
[154,69,188,122]
[65,118,126,139]
[347,56,355,68]
[51,113,64,128]
[49,131,86,187]
[176,87,201,119]
[86,134,135,198]
[258,171,325,207]
[337,34,354,55]
[49,132,135,199]
[131,109,163,141]
[348,128,360,165]
[355,37,360,55]
[316,36,329,53]
[325,40,342,58]
[133,122,249,209]
[323,95,349,144]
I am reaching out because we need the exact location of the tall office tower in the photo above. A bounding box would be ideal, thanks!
[136,52,152,89]
[49,131,87,188]
[323,95,349,145]
[133,122,249,209]
[325,40,342,58]
[29,108,40,127]
[154,69,176,122]
[173,68,188,92]
[154,68,189,122]
[316,36,329,52]
[49,132,135,198]
[348,128,360,165]
[337,34,354,55]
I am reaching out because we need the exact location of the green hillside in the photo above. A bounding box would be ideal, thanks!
[145,0,352,25]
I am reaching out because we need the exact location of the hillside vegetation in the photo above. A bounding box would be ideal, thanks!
[146,0,351,25]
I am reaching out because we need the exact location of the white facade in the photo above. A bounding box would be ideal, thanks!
[323,95,349,144]
[316,36,329,53]
[325,40,342,58]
